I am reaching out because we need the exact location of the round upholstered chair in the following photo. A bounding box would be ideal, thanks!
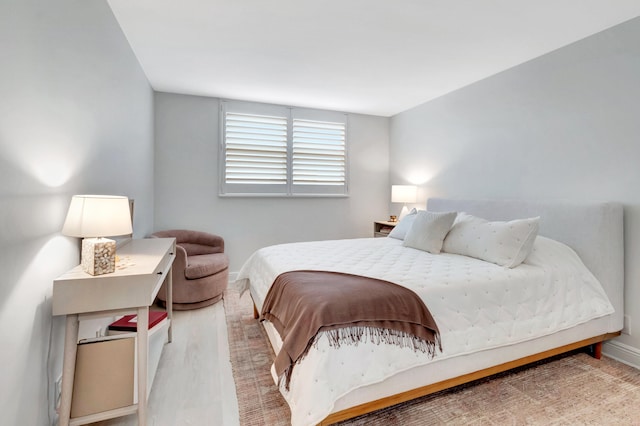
[152,229,229,310]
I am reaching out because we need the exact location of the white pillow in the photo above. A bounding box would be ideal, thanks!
[442,213,540,268]
[388,208,418,240]
[403,211,457,254]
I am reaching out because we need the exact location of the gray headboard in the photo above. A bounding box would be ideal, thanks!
[428,198,624,332]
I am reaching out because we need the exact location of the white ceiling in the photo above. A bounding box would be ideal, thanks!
[107,0,640,117]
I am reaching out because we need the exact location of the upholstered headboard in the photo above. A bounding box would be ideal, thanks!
[428,198,624,333]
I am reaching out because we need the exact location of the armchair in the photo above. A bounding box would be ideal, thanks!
[151,229,229,310]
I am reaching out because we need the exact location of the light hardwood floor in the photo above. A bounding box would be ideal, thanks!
[95,301,240,426]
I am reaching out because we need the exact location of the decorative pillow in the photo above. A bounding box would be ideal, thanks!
[402,211,457,254]
[442,213,540,268]
[388,208,418,240]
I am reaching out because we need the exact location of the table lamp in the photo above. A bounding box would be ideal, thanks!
[391,185,417,220]
[62,195,133,275]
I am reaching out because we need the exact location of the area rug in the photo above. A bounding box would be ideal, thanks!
[224,286,640,425]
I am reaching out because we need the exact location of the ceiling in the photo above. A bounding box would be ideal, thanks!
[107,1,640,117]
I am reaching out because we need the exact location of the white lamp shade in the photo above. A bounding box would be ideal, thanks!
[62,195,132,238]
[391,185,417,203]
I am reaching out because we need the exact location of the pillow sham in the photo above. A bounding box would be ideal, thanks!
[442,213,540,268]
[388,208,418,240]
[403,211,457,254]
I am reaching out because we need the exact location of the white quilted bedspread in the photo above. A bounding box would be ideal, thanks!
[235,236,614,426]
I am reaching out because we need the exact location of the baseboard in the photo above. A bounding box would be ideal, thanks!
[603,340,640,370]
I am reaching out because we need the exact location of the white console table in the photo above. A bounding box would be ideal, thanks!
[53,238,176,426]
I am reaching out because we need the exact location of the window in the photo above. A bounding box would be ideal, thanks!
[220,100,348,196]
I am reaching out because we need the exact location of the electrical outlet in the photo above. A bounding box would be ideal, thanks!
[55,375,62,410]
[622,315,631,335]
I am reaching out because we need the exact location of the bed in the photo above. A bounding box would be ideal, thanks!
[235,198,624,425]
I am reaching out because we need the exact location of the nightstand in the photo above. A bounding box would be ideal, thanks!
[373,220,397,237]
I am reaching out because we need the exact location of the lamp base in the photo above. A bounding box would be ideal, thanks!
[81,238,116,275]
[398,205,411,221]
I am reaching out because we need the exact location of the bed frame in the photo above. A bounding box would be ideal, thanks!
[253,199,624,425]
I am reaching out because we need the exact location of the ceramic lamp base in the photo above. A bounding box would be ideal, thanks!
[81,238,116,275]
[398,205,410,220]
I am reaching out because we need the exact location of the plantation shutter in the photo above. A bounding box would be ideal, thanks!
[291,109,347,195]
[220,100,348,196]
[292,119,346,190]
[221,101,290,195]
[225,113,288,184]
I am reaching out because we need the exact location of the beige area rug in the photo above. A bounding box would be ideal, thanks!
[224,286,640,425]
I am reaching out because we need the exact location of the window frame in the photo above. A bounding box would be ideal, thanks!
[219,100,349,197]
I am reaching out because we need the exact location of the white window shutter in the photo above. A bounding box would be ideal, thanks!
[292,119,346,188]
[225,112,288,184]
[220,100,348,196]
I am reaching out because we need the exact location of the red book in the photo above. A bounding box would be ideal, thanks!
[108,311,167,332]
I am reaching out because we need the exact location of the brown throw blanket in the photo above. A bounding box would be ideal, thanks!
[261,270,441,389]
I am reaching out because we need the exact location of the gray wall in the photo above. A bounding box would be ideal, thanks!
[390,17,640,363]
[0,1,154,424]
[154,92,390,271]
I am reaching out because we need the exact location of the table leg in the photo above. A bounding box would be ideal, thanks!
[137,306,149,426]
[58,314,79,426]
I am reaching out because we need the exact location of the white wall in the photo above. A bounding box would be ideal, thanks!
[390,18,640,364]
[0,1,154,424]
[154,92,390,271]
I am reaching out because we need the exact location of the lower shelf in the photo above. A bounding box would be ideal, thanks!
[71,336,135,418]
[70,318,169,420]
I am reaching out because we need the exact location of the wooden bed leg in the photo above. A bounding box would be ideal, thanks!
[591,341,603,359]
[253,302,259,319]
